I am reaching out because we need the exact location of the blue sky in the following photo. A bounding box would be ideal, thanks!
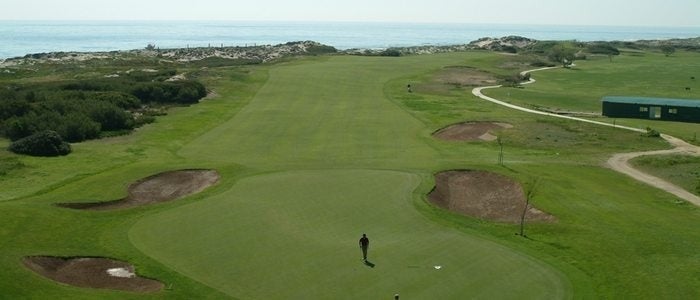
[2,0,700,27]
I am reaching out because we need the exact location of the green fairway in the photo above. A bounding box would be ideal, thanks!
[3,50,700,299]
[178,56,441,170]
[131,170,569,299]
[130,54,571,298]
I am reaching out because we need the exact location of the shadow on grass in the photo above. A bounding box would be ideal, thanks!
[364,260,376,268]
[518,233,572,250]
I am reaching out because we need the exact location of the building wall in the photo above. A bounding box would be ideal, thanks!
[602,102,700,123]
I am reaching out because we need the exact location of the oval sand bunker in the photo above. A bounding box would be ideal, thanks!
[433,122,512,141]
[22,256,163,293]
[59,169,220,210]
[428,170,555,223]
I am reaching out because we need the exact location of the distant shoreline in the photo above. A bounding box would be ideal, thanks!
[2,21,699,59]
[2,36,699,68]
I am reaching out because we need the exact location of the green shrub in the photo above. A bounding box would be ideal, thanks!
[306,44,337,55]
[643,127,661,137]
[3,112,43,141]
[131,81,206,104]
[660,45,676,56]
[60,113,101,142]
[134,115,156,127]
[586,43,621,55]
[380,49,402,57]
[8,130,71,157]
[93,92,141,109]
[87,102,134,131]
[530,60,556,67]
[1,68,207,143]
[0,98,31,120]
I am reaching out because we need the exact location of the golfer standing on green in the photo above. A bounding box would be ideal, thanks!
[359,233,370,261]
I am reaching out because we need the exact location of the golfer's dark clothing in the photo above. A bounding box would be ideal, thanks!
[359,236,369,260]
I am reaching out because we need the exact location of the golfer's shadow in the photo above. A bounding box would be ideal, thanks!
[364,260,376,268]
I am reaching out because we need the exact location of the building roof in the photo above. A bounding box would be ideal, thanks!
[602,96,700,108]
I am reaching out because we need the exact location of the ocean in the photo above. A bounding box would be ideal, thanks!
[1,21,699,59]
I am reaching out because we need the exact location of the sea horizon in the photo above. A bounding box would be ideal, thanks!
[2,20,700,59]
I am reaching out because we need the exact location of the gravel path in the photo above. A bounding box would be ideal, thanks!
[472,68,700,206]
[606,134,700,206]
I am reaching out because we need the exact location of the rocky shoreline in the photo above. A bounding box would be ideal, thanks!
[2,36,699,67]
[0,41,336,67]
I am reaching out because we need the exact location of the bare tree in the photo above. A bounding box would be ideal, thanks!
[519,177,540,237]
[497,135,504,166]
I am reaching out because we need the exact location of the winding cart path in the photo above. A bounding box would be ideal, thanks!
[472,68,700,206]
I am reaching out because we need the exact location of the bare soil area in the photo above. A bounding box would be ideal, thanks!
[58,169,220,210]
[428,170,555,223]
[22,256,163,293]
[433,122,513,141]
[436,66,499,87]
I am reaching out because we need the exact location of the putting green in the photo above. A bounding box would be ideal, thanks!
[130,170,570,299]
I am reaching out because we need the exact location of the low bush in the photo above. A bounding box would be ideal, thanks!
[8,130,71,157]
[306,44,337,55]
[643,127,661,137]
[380,49,402,57]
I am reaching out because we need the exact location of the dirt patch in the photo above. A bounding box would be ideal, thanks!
[428,170,555,223]
[23,256,163,293]
[433,122,513,141]
[436,66,499,87]
[58,169,220,210]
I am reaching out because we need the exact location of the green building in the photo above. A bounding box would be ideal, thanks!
[602,96,700,123]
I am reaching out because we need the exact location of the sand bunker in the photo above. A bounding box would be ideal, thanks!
[58,169,220,210]
[428,170,555,223]
[22,256,163,293]
[433,122,513,141]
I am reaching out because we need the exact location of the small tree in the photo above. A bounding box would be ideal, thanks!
[519,178,539,237]
[660,45,676,57]
[586,43,620,62]
[547,44,577,67]
[145,43,157,51]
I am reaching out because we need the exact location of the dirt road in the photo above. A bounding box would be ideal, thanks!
[606,134,700,206]
[472,69,700,206]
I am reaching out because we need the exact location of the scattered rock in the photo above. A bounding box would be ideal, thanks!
[469,36,537,52]
[1,41,336,66]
